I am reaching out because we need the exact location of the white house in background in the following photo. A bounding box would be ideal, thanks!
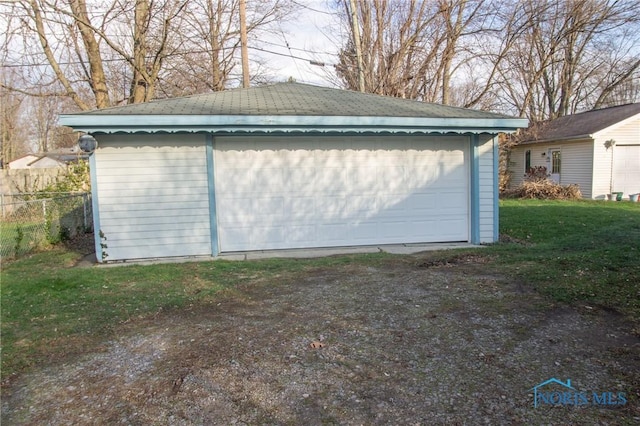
[9,154,67,169]
[8,148,88,169]
[59,82,527,263]
[508,103,640,199]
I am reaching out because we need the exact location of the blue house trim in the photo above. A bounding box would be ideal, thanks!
[206,135,219,256]
[59,114,529,134]
[493,136,500,241]
[470,134,480,244]
[89,152,103,262]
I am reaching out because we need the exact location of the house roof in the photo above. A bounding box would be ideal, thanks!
[59,82,527,135]
[8,148,88,169]
[520,103,640,144]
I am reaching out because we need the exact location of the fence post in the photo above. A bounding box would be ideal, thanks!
[83,193,89,230]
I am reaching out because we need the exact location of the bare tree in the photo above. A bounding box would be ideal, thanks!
[1,71,29,165]
[334,0,498,104]
[1,0,187,110]
[495,0,640,120]
[159,0,292,97]
[335,0,443,99]
[334,0,640,118]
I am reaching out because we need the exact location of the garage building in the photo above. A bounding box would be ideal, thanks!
[60,83,527,262]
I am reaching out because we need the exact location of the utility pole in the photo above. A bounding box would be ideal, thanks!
[349,0,365,92]
[239,0,250,88]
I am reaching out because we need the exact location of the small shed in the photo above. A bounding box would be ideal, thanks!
[508,103,640,199]
[59,83,527,262]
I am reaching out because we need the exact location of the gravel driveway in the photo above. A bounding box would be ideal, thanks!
[2,253,639,424]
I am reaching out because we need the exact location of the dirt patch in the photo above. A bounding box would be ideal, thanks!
[2,257,639,424]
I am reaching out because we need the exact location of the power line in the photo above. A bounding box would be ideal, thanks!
[279,28,303,77]
[290,0,335,16]
[256,39,337,57]
[248,45,335,67]
[1,43,339,69]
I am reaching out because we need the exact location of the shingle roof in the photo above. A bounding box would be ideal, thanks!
[521,103,640,143]
[78,82,512,119]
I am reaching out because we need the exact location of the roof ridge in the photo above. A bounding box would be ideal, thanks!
[556,102,640,119]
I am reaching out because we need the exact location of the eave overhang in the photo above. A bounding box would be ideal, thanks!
[58,114,529,135]
[517,134,594,145]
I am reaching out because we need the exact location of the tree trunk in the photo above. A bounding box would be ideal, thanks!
[130,0,150,104]
[69,0,111,109]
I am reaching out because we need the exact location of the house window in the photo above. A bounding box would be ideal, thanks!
[525,150,531,173]
[551,150,561,174]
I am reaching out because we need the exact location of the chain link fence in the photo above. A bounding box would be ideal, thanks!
[0,193,92,260]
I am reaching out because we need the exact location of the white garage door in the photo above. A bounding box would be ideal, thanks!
[214,135,469,252]
[613,145,640,196]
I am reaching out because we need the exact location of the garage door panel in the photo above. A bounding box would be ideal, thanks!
[438,218,468,237]
[253,226,285,245]
[217,197,251,223]
[438,191,468,209]
[286,197,316,219]
[410,220,438,238]
[316,196,348,219]
[319,223,350,243]
[613,146,640,195]
[253,197,285,217]
[351,222,379,241]
[347,196,377,214]
[443,165,467,181]
[216,168,250,190]
[408,193,438,211]
[348,167,378,192]
[254,168,284,188]
[315,168,347,192]
[215,136,468,251]
[289,225,317,243]
[219,227,251,251]
[378,166,406,190]
[379,220,409,238]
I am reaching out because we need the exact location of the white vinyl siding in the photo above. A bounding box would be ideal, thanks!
[612,145,640,196]
[94,134,211,261]
[509,140,593,198]
[591,138,613,199]
[596,115,640,146]
[214,135,469,252]
[478,135,497,243]
[555,142,593,198]
[595,117,640,198]
[509,145,554,188]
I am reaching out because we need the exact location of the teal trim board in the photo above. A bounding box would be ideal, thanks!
[206,134,219,256]
[89,152,103,262]
[59,113,529,131]
[492,136,500,242]
[470,134,480,244]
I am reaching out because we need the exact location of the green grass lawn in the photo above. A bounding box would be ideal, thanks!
[496,199,640,319]
[0,222,50,259]
[0,248,389,379]
[1,199,638,381]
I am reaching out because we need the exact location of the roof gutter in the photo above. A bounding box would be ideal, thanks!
[518,134,594,145]
[59,114,529,135]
